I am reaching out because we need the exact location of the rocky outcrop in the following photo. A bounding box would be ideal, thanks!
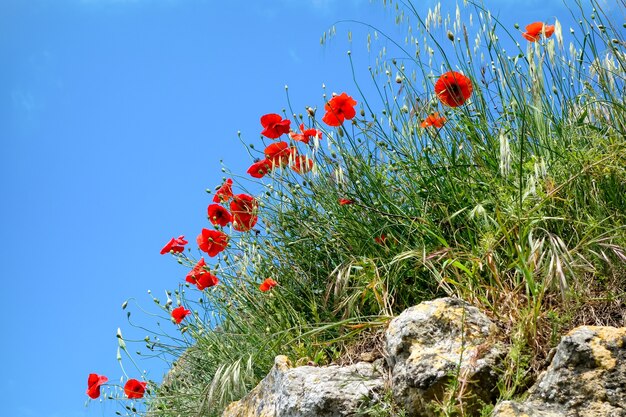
[222,299,626,417]
[386,297,504,416]
[223,355,384,417]
[492,326,626,417]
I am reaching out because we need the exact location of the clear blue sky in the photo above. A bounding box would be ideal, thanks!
[0,0,589,416]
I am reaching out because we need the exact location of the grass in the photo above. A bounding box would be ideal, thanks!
[110,0,626,415]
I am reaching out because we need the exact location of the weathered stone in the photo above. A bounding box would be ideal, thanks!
[492,326,626,417]
[385,297,503,417]
[222,355,384,417]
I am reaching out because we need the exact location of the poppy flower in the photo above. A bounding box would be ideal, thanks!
[260,113,291,139]
[374,234,387,245]
[124,379,147,399]
[230,194,259,232]
[522,22,555,42]
[289,124,322,144]
[197,228,229,257]
[259,278,278,292]
[247,159,272,178]
[213,178,233,203]
[290,155,313,174]
[420,113,447,128]
[434,71,473,107]
[265,141,295,167]
[185,258,219,290]
[207,204,232,227]
[322,93,357,127]
[171,306,191,324]
[339,198,354,205]
[86,373,108,399]
[160,235,188,255]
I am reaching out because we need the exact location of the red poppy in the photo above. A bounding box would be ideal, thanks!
[434,71,473,107]
[322,93,357,126]
[260,113,291,139]
[290,155,313,174]
[339,198,354,205]
[374,234,387,245]
[197,228,229,257]
[259,278,278,292]
[185,258,219,290]
[86,373,108,399]
[289,123,322,144]
[207,204,232,227]
[247,159,272,178]
[265,141,295,167]
[420,113,447,128]
[171,306,191,324]
[230,194,259,232]
[124,379,147,399]
[522,22,555,42]
[213,178,234,204]
[160,235,188,255]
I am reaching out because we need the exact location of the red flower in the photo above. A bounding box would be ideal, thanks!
[522,22,555,42]
[247,159,272,178]
[339,198,354,205]
[322,93,357,127]
[124,379,147,399]
[86,373,108,399]
[230,194,259,232]
[434,71,473,107]
[374,234,387,245]
[185,258,219,290]
[260,113,291,139]
[207,204,232,227]
[171,306,191,324]
[259,278,278,292]
[265,141,295,167]
[160,235,188,255]
[420,113,447,128]
[290,155,313,174]
[213,178,233,204]
[197,228,229,257]
[289,123,322,144]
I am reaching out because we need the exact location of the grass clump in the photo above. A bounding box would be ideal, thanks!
[107,0,626,416]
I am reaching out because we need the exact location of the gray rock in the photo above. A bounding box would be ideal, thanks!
[492,326,626,417]
[385,297,503,417]
[222,355,384,417]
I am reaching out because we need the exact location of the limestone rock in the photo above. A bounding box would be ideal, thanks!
[222,355,384,417]
[385,297,503,417]
[492,326,626,417]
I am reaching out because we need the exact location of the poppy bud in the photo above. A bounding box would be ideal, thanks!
[514,23,519,29]
[395,74,403,83]
[447,31,454,41]
[307,107,316,117]
[121,301,128,310]
[360,108,365,117]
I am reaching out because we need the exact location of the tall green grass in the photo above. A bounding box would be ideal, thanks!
[126,0,626,415]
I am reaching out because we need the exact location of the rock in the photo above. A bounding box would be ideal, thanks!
[385,297,503,417]
[492,326,626,417]
[222,355,384,417]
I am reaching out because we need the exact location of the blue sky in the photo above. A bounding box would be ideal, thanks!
[0,0,584,416]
